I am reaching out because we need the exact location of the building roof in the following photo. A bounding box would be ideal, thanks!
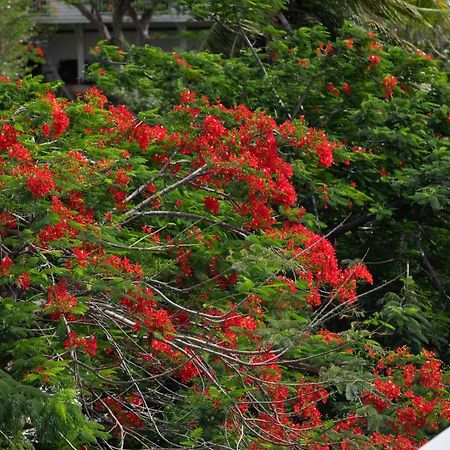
[35,0,196,26]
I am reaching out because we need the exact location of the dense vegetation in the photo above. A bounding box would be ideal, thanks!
[0,0,39,78]
[0,2,449,449]
[90,25,450,359]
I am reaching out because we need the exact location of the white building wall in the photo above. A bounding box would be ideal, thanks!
[35,1,208,84]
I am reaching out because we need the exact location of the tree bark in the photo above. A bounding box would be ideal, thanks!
[128,6,149,44]
[112,0,130,46]
[328,213,375,238]
[72,1,112,42]
[128,3,161,45]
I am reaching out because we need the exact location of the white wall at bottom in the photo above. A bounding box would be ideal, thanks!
[420,427,450,450]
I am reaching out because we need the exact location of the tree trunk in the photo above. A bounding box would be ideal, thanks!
[72,1,112,42]
[128,6,154,45]
[112,0,131,46]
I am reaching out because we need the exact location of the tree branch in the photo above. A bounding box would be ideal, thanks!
[123,165,208,219]
[71,1,112,41]
[417,233,450,302]
[137,210,248,237]
[328,213,375,238]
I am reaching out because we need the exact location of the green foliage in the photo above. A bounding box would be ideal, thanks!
[0,370,107,449]
[179,0,287,32]
[1,73,448,448]
[89,24,450,360]
[0,0,36,78]
[376,277,449,351]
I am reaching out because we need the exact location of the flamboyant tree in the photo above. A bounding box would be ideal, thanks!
[89,25,450,359]
[0,75,449,449]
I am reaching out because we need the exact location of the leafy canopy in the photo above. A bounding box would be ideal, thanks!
[1,74,449,448]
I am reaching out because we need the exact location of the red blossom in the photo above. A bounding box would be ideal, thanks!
[369,41,383,51]
[172,52,191,68]
[25,166,54,198]
[326,82,340,96]
[17,272,31,289]
[103,254,143,279]
[177,248,192,277]
[108,104,135,133]
[46,279,77,319]
[416,49,433,61]
[374,379,401,402]
[42,123,51,136]
[419,359,442,389]
[0,123,19,150]
[368,54,381,68]
[204,196,220,214]
[133,124,167,150]
[0,212,17,236]
[318,329,343,343]
[383,74,398,99]
[341,82,351,95]
[84,86,108,108]
[0,256,12,275]
[8,143,31,162]
[115,168,131,186]
[44,93,70,137]
[179,90,197,104]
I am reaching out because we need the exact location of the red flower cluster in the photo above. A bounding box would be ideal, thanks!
[294,380,328,427]
[0,124,31,162]
[0,256,12,276]
[222,311,258,348]
[265,222,372,306]
[368,54,381,69]
[17,272,31,289]
[150,339,202,384]
[204,196,220,214]
[341,82,351,96]
[326,82,340,96]
[38,195,93,246]
[84,86,108,109]
[133,124,167,150]
[107,102,168,152]
[279,121,336,168]
[100,396,143,428]
[383,74,398,99]
[172,52,191,68]
[0,123,19,150]
[44,93,70,137]
[25,165,54,198]
[46,279,77,319]
[0,212,16,236]
[419,358,442,389]
[416,49,433,61]
[120,288,174,335]
[164,100,300,229]
[103,254,143,279]
[64,331,98,357]
[318,328,343,343]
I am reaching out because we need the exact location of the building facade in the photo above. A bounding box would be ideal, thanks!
[34,1,207,86]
